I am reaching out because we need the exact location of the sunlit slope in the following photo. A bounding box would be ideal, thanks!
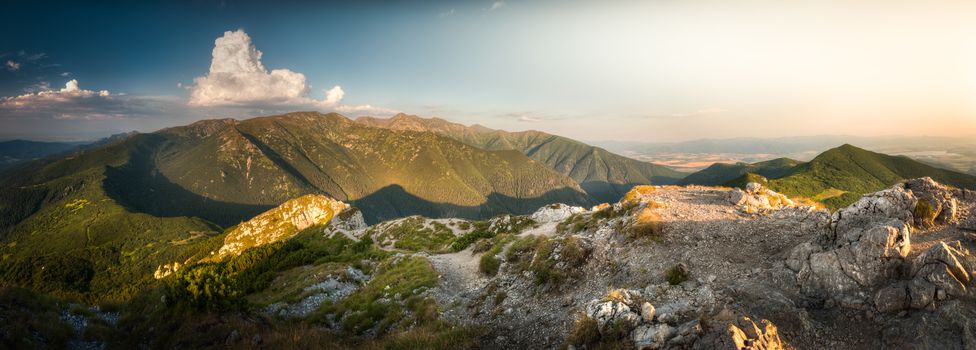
[357,113,686,203]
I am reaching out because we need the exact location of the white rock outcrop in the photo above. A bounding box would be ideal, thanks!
[216,194,348,259]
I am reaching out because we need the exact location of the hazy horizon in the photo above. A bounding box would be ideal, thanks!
[2,0,976,142]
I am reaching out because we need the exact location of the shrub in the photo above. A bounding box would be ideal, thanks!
[451,229,493,252]
[623,185,656,203]
[914,200,937,227]
[629,208,664,241]
[479,254,501,276]
[665,264,689,285]
[566,315,601,348]
[561,236,589,268]
[471,239,493,254]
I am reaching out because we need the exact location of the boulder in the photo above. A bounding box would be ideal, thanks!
[633,323,675,350]
[530,203,586,223]
[874,283,909,313]
[910,241,975,298]
[217,195,347,258]
[641,302,656,323]
[585,300,641,333]
[745,182,764,194]
[793,184,917,305]
[904,177,959,226]
[656,301,693,325]
[728,183,795,213]
[727,316,788,350]
[907,278,936,309]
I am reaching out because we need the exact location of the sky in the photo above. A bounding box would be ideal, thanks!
[1,0,976,142]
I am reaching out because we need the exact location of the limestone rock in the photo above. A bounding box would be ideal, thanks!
[874,283,909,313]
[793,183,918,305]
[585,291,643,333]
[910,241,975,298]
[727,316,789,350]
[904,177,959,226]
[907,278,936,309]
[530,203,586,223]
[633,323,675,349]
[728,183,795,213]
[217,195,348,259]
[641,302,656,323]
[656,301,692,325]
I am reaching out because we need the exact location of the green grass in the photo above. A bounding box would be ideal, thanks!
[703,144,976,210]
[312,256,439,335]
[374,217,457,253]
[477,233,516,277]
[166,228,386,310]
[665,264,690,285]
[0,287,73,350]
[450,215,536,252]
[502,235,591,285]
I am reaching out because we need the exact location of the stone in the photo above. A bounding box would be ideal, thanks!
[656,301,692,325]
[874,283,909,313]
[908,279,936,309]
[530,203,586,223]
[728,316,787,350]
[794,183,920,305]
[641,302,656,323]
[745,182,763,194]
[911,241,974,298]
[217,195,348,258]
[585,300,640,333]
[633,323,675,349]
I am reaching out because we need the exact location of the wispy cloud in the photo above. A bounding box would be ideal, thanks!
[5,60,20,71]
[439,8,455,18]
[645,107,726,120]
[502,111,571,123]
[489,1,506,11]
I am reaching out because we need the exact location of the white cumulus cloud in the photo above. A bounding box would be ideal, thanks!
[188,29,394,116]
[188,30,309,106]
[0,79,166,121]
[1,79,112,108]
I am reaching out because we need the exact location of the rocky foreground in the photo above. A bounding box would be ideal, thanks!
[151,177,976,349]
[412,177,976,349]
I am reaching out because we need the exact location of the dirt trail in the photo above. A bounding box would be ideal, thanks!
[427,248,488,311]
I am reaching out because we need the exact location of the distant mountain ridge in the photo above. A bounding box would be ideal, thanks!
[357,113,686,203]
[682,144,976,208]
[678,158,802,186]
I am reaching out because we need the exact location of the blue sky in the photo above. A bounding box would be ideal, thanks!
[2,0,976,141]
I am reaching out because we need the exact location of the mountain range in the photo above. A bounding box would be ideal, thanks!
[681,144,976,208]
[357,113,685,203]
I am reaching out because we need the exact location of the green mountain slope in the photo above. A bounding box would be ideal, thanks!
[0,112,591,301]
[0,137,223,302]
[357,113,686,203]
[678,157,802,186]
[3,112,590,227]
[766,144,976,207]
